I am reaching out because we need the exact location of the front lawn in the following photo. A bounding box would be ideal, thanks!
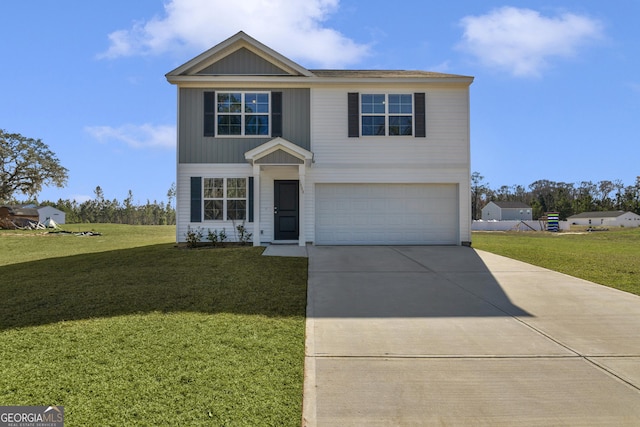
[0,225,308,426]
[472,227,640,296]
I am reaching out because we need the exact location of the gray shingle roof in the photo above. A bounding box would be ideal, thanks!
[490,201,532,209]
[567,211,626,219]
[309,70,473,79]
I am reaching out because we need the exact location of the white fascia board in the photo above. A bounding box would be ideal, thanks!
[245,137,313,163]
[166,75,474,87]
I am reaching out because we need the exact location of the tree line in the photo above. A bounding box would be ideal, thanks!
[1,129,175,225]
[36,185,176,225]
[471,172,640,220]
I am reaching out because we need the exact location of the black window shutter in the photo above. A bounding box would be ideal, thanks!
[204,92,216,136]
[248,177,254,223]
[190,177,202,222]
[271,92,283,137]
[414,93,426,138]
[348,92,359,137]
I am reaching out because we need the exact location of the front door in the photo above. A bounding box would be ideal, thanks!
[274,180,299,240]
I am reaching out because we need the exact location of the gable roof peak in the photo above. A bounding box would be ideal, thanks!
[166,31,314,78]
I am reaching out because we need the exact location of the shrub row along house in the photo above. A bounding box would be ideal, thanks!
[166,32,474,246]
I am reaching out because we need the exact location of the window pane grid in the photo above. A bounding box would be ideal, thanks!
[389,116,413,136]
[388,94,413,114]
[245,115,269,135]
[204,200,223,220]
[203,178,223,198]
[361,94,413,136]
[362,116,386,136]
[361,94,385,114]
[227,200,247,220]
[217,92,270,136]
[217,93,242,113]
[203,178,247,221]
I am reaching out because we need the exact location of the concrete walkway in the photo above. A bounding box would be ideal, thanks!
[262,244,308,257]
[302,246,640,426]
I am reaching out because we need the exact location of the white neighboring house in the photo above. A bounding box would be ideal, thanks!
[166,32,473,246]
[481,201,532,221]
[567,211,640,227]
[37,206,66,225]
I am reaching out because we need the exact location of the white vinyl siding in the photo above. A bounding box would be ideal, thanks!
[315,184,458,245]
[176,164,252,242]
[176,86,471,245]
[311,87,470,167]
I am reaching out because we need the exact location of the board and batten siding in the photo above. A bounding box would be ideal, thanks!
[196,47,290,75]
[178,88,310,164]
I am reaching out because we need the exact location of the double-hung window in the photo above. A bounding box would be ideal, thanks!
[361,94,413,136]
[203,178,247,220]
[217,92,270,136]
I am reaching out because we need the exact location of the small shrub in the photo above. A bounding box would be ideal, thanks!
[206,229,218,246]
[184,226,203,248]
[236,222,253,246]
[218,228,227,247]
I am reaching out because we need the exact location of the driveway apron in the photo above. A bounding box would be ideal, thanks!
[302,246,640,426]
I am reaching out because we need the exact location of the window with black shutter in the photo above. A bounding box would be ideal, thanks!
[414,93,426,138]
[271,92,282,137]
[190,177,202,222]
[204,92,216,136]
[348,92,360,137]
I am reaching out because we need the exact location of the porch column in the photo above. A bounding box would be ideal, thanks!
[298,164,306,247]
[252,164,261,246]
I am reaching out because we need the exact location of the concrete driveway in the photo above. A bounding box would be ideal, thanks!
[302,246,640,426]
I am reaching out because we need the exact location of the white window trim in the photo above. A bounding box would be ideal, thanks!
[360,93,414,137]
[203,177,248,221]
[216,91,271,138]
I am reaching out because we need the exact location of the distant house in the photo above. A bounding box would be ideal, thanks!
[36,206,66,224]
[481,201,532,221]
[0,205,40,229]
[567,211,640,228]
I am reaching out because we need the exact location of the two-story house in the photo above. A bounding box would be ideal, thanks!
[166,32,473,246]
[481,201,533,221]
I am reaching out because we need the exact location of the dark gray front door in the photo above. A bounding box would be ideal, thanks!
[274,180,299,240]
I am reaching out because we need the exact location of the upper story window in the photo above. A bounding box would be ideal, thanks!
[216,92,270,136]
[361,94,413,136]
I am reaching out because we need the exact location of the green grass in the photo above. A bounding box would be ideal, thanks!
[0,225,308,426]
[472,227,640,296]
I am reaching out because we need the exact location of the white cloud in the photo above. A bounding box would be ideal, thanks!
[86,124,175,150]
[98,0,370,68]
[458,7,603,77]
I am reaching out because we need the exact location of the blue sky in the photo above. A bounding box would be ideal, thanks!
[2,0,638,203]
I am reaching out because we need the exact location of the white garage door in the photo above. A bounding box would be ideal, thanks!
[315,184,459,245]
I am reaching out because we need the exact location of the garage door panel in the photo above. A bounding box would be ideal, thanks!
[315,184,458,245]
